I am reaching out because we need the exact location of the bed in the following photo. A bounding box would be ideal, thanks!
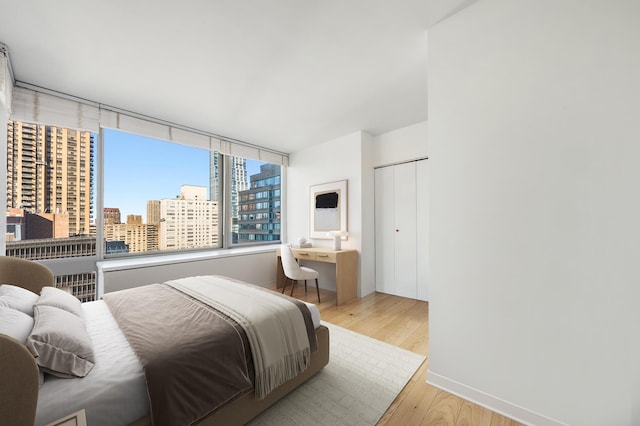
[0,256,330,426]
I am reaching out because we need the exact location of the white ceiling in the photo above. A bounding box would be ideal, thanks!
[0,0,437,154]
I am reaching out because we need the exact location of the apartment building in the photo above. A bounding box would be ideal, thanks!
[157,185,219,250]
[237,163,281,242]
[103,207,122,224]
[7,121,94,236]
[103,214,158,253]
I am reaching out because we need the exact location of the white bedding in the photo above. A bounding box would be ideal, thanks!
[35,300,148,426]
[35,298,321,425]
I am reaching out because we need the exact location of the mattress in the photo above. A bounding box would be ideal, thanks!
[34,298,321,425]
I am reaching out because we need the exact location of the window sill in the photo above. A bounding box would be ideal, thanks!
[97,245,278,273]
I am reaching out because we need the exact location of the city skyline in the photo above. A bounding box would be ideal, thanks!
[103,128,262,221]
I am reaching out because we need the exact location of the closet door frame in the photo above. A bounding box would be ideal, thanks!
[374,158,428,301]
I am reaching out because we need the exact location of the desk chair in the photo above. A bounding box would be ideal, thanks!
[280,245,320,303]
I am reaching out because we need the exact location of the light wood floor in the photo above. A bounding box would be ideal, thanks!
[282,284,524,426]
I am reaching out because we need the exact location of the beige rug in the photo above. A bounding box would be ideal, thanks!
[249,321,426,426]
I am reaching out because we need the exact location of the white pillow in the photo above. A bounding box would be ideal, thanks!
[0,306,34,343]
[0,284,40,316]
[26,305,95,378]
[36,286,83,318]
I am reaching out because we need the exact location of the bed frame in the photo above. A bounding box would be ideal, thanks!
[0,256,330,426]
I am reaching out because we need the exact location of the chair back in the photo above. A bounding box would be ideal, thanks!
[280,245,301,279]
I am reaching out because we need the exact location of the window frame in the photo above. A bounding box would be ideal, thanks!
[3,81,290,286]
[98,129,283,258]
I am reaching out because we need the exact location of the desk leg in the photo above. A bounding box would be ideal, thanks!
[336,251,358,305]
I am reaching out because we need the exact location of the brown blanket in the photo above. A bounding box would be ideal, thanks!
[103,279,318,426]
[103,284,254,426]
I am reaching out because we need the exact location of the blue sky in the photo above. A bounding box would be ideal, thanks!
[103,129,262,220]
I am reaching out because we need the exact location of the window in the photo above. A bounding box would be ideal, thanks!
[232,158,281,245]
[4,88,287,301]
[103,129,221,254]
[5,120,97,301]
[103,132,282,253]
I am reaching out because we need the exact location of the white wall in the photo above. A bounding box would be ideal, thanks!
[428,1,639,425]
[372,120,427,167]
[360,132,375,297]
[287,124,428,297]
[287,131,373,295]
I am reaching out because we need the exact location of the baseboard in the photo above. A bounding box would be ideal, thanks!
[426,370,567,426]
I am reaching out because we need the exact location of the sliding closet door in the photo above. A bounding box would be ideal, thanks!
[393,162,417,299]
[375,166,395,295]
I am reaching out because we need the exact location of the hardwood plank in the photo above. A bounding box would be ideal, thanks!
[456,400,493,426]
[490,414,517,426]
[378,372,438,426]
[419,389,465,426]
[269,286,524,426]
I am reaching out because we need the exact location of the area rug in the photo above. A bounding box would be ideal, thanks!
[249,321,426,426]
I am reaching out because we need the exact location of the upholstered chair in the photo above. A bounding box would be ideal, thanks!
[280,245,320,303]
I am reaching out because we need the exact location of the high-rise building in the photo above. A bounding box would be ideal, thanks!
[210,153,248,242]
[146,200,160,226]
[104,214,158,253]
[7,121,94,236]
[146,200,161,249]
[104,207,122,224]
[210,152,222,203]
[237,164,281,242]
[158,185,218,250]
[6,121,98,302]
